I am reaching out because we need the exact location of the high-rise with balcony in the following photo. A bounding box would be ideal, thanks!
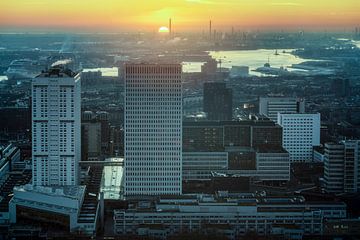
[31,67,81,186]
[124,63,182,196]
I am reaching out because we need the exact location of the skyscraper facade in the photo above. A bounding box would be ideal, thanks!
[324,140,360,193]
[259,97,305,122]
[31,67,81,186]
[203,82,233,121]
[277,113,320,162]
[124,63,182,196]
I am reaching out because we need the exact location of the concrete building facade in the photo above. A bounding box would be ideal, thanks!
[259,97,305,122]
[182,152,228,180]
[278,113,320,162]
[324,140,360,193]
[124,63,183,196]
[31,67,81,186]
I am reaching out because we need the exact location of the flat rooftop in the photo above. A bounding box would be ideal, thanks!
[14,184,86,200]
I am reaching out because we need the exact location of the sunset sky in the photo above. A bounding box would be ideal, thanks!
[0,0,359,32]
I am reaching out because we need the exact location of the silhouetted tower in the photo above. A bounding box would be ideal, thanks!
[203,82,233,121]
[209,20,212,41]
[169,18,172,37]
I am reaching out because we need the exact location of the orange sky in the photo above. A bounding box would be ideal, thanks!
[0,0,359,32]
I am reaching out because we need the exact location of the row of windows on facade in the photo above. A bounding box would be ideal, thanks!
[126,103,181,107]
[125,65,181,73]
[283,129,314,132]
[125,146,181,150]
[126,97,182,102]
[33,98,74,104]
[284,141,314,144]
[125,111,182,115]
[126,140,180,144]
[126,112,181,116]
[33,166,75,173]
[125,129,181,133]
[125,162,180,166]
[33,169,75,175]
[126,92,181,97]
[285,146,314,150]
[126,88,181,93]
[32,123,75,130]
[126,134,181,139]
[33,156,76,162]
[183,158,227,162]
[126,151,181,156]
[33,106,75,111]
[126,170,180,175]
[126,117,181,121]
[282,123,315,127]
[124,188,181,193]
[126,83,182,88]
[126,127,181,132]
[125,181,180,186]
[33,86,74,90]
[33,113,75,118]
[126,77,181,82]
[125,157,180,161]
[125,133,181,137]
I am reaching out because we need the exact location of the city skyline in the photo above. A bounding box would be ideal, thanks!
[1,0,360,32]
[1,1,360,238]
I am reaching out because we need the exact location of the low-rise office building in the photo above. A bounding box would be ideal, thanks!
[182,152,228,180]
[256,147,290,181]
[114,194,346,239]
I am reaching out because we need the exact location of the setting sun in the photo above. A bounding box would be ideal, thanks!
[158,26,169,33]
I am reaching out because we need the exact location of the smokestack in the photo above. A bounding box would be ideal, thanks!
[209,20,212,40]
[169,18,172,37]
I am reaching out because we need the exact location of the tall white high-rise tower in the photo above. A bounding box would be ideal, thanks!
[124,63,182,196]
[31,66,81,186]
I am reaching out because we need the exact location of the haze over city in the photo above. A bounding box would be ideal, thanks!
[1,0,360,32]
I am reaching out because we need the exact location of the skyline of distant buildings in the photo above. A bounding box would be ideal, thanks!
[0,50,359,238]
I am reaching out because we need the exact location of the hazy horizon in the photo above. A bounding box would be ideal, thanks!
[1,0,360,33]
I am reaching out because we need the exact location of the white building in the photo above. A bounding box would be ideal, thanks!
[259,97,305,122]
[32,67,81,186]
[7,67,100,235]
[324,140,360,194]
[124,63,182,196]
[277,113,320,162]
[182,152,228,180]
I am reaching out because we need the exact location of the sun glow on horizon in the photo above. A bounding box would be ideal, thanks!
[158,26,169,33]
[0,0,360,32]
